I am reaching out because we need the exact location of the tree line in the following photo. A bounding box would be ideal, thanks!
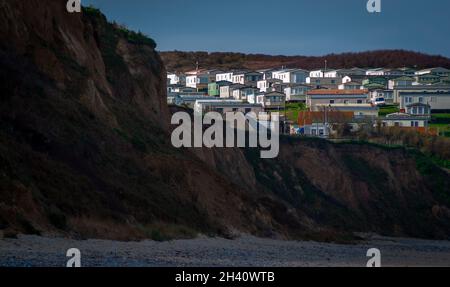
[161,50,450,72]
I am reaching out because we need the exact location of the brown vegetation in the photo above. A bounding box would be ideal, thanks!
[161,50,450,72]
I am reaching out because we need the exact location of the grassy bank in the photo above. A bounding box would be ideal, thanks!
[430,113,450,137]
[379,105,400,117]
[285,102,307,122]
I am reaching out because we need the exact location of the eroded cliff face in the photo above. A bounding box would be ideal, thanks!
[243,138,450,239]
[0,0,313,240]
[0,1,449,241]
[0,0,169,130]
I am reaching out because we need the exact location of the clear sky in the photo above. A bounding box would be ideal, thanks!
[83,0,450,57]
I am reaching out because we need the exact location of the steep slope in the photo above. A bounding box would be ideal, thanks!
[244,138,450,239]
[0,1,305,240]
[0,1,449,241]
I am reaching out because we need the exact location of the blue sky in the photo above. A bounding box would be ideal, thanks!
[83,0,450,57]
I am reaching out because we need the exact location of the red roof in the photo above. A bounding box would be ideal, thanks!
[298,111,354,125]
[307,89,369,95]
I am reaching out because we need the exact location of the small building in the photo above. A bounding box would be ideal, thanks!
[415,67,450,77]
[399,67,416,77]
[208,81,232,97]
[314,103,379,118]
[383,69,405,77]
[366,68,387,76]
[186,70,222,91]
[219,83,246,99]
[232,71,263,85]
[325,68,366,78]
[370,89,394,104]
[186,73,210,91]
[306,89,370,111]
[362,77,388,89]
[300,123,329,137]
[306,77,342,89]
[215,72,234,82]
[338,81,364,90]
[257,78,283,92]
[323,70,340,78]
[173,94,212,108]
[167,93,177,105]
[297,111,355,138]
[405,103,431,116]
[381,113,430,129]
[342,75,366,84]
[271,82,290,93]
[272,69,309,84]
[392,84,450,103]
[388,76,415,90]
[167,72,186,85]
[364,82,386,91]
[194,100,263,115]
[169,86,198,94]
[232,86,259,101]
[256,91,286,109]
[219,83,232,98]
[257,68,279,80]
[309,69,334,78]
[167,84,186,93]
[399,91,450,112]
[283,84,312,102]
[415,74,442,85]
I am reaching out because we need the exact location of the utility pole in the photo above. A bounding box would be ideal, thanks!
[284,96,287,134]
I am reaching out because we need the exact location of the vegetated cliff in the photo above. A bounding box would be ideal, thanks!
[0,1,449,241]
[0,1,296,240]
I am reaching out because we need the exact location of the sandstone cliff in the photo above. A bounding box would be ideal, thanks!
[0,1,449,241]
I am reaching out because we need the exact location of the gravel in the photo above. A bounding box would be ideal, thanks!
[1,234,450,267]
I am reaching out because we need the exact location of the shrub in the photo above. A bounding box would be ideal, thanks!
[83,6,103,18]
[83,6,157,49]
[114,24,157,48]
